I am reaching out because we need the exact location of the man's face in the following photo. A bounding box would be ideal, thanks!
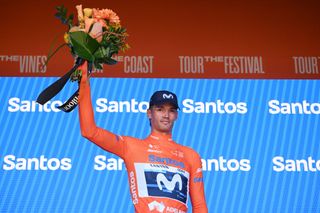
[147,103,178,134]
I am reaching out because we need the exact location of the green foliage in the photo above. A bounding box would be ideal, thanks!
[55,5,74,29]
[69,31,100,61]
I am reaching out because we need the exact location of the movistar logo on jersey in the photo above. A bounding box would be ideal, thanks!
[157,173,182,191]
[135,163,189,205]
[148,155,185,168]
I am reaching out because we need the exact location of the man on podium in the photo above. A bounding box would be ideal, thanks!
[78,62,208,212]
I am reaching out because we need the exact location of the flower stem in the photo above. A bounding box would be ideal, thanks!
[42,43,67,69]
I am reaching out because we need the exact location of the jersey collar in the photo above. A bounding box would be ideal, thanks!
[149,131,173,142]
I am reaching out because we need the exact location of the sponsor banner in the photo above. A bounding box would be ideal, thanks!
[4,154,320,173]
[134,163,189,204]
[0,77,319,212]
[1,55,320,79]
[1,1,320,79]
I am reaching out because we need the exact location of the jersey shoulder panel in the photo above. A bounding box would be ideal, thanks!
[176,144,202,171]
[121,135,141,142]
[178,144,200,159]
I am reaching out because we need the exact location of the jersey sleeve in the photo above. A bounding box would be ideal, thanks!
[78,61,125,158]
[189,151,208,213]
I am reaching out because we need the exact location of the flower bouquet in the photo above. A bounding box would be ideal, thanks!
[37,5,129,112]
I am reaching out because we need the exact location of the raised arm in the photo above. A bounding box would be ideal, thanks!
[78,61,125,158]
[189,152,208,213]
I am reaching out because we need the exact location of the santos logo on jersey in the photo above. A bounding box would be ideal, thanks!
[134,163,189,204]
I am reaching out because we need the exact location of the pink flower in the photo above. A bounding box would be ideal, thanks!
[95,18,108,29]
[84,17,95,32]
[108,10,120,24]
[89,22,103,42]
[93,8,120,25]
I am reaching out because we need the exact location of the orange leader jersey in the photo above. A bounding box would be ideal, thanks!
[78,63,208,213]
